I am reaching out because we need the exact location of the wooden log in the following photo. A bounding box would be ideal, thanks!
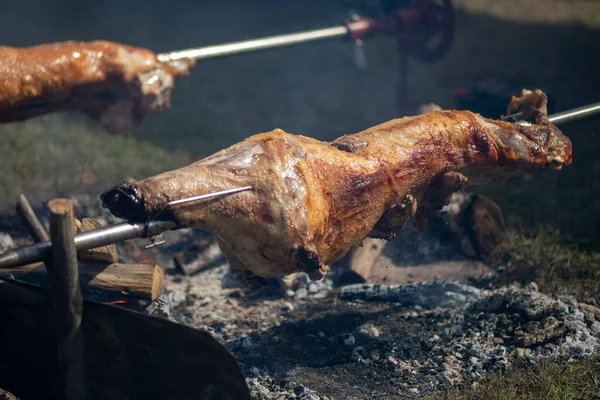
[82,262,164,300]
[440,192,506,259]
[0,277,251,400]
[47,198,87,400]
[334,192,506,283]
[465,194,506,259]
[15,192,49,242]
[48,199,83,338]
[438,192,478,257]
[0,262,165,301]
[75,218,119,264]
[335,238,388,283]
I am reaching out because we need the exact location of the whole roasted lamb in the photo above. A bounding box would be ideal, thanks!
[101,90,572,281]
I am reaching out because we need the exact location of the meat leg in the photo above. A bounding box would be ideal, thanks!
[101,90,572,280]
[0,41,195,134]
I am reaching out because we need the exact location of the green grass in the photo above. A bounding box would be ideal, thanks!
[0,114,189,212]
[489,229,600,302]
[475,118,600,251]
[427,358,600,400]
[462,116,600,303]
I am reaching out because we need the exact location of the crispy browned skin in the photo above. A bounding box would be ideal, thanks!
[101,90,572,280]
[0,41,195,133]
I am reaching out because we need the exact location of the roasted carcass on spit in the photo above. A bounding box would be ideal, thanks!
[101,90,572,281]
[0,41,195,134]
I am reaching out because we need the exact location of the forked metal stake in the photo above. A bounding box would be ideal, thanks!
[143,186,253,249]
[0,186,253,269]
[152,186,253,220]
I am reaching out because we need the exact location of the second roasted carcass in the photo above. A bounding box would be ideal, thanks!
[0,41,195,134]
[101,90,572,280]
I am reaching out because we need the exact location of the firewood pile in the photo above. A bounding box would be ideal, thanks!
[0,194,251,400]
[2,194,165,303]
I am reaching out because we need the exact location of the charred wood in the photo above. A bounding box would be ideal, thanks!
[0,261,164,302]
[15,192,49,243]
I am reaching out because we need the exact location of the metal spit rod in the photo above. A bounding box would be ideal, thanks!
[0,186,253,269]
[548,101,600,125]
[158,26,600,125]
[508,102,600,126]
[158,26,349,63]
[0,220,176,270]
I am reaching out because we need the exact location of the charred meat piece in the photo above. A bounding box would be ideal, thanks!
[0,41,195,134]
[101,90,572,280]
[506,88,549,125]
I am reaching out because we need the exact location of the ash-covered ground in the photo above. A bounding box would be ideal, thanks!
[1,195,598,400]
